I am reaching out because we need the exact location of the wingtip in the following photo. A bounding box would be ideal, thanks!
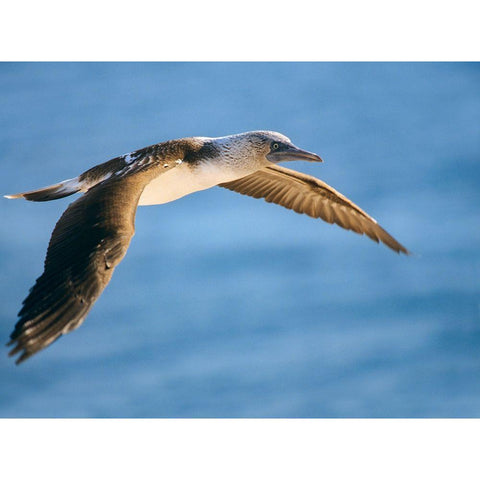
[395,240,411,256]
[392,244,410,255]
[15,353,29,365]
[6,340,30,365]
[7,343,20,357]
[4,193,22,199]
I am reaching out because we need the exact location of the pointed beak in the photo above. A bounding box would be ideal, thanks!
[267,145,323,163]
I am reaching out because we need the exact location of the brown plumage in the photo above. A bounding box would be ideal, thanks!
[5,131,409,364]
[7,144,184,364]
[220,164,408,254]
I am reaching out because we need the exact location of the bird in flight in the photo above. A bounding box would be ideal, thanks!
[5,131,409,364]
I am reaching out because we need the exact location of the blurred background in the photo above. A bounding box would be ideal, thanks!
[0,63,478,417]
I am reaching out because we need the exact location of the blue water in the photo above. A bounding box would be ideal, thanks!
[0,63,479,417]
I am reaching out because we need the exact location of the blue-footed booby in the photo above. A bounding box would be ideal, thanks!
[5,131,409,364]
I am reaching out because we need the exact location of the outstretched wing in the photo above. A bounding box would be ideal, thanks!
[220,164,409,254]
[8,160,177,364]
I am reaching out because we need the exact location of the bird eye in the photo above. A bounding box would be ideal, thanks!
[272,143,279,150]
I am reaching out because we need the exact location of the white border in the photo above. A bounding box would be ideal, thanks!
[1,419,479,479]
[1,1,479,60]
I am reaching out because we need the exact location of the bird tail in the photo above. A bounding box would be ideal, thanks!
[4,153,129,202]
[4,177,84,202]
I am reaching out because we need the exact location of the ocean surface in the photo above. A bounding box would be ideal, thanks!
[0,63,479,417]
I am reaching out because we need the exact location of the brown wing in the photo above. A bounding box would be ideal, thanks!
[219,164,409,254]
[8,161,178,364]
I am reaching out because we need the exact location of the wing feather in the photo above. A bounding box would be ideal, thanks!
[8,160,178,364]
[220,164,409,254]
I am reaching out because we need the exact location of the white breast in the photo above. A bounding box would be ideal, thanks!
[138,162,253,206]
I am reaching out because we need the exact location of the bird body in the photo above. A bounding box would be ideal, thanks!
[138,151,259,206]
[5,131,409,364]
[136,132,292,205]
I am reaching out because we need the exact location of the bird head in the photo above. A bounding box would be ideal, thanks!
[230,131,323,164]
[189,131,322,170]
